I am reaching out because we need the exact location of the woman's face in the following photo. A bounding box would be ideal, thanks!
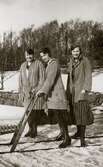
[40,52,50,63]
[25,51,34,62]
[71,47,80,59]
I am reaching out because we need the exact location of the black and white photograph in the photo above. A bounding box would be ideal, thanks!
[0,0,103,166]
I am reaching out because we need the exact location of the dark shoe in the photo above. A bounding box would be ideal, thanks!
[81,143,86,147]
[54,133,64,141]
[71,132,81,139]
[29,133,37,138]
[59,138,71,148]
[81,142,86,147]
[24,131,31,137]
[80,126,86,147]
[24,131,37,138]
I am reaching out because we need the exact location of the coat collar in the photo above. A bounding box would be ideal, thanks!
[71,54,83,69]
[47,58,56,66]
[25,59,36,69]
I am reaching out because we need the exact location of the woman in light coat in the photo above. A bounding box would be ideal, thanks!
[66,45,94,147]
[36,47,71,148]
[19,48,45,138]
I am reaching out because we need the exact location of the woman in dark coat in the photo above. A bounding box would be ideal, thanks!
[66,45,94,147]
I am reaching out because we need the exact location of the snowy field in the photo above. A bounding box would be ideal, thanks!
[1,70,103,93]
[0,70,102,167]
[0,105,24,120]
[0,107,103,167]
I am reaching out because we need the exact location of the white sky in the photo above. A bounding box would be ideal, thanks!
[0,0,103,35]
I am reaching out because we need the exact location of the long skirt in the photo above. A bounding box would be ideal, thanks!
[70,100,94,125]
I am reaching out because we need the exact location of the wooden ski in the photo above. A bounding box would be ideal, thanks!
[10,94,38,152]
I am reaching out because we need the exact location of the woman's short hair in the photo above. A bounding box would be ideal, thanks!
[26,48,34,55]
[40,47,51,57]
[70,44,82,53]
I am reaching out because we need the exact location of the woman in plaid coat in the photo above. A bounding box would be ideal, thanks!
[66,45,94,147]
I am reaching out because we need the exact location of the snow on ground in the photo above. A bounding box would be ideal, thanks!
[0,112,103,167]
[1,70,103,92]
[0,71,19,92]
[0,70,103,166]
[92,71,103,92]
[0,105,24,120]
[62,71,103,93]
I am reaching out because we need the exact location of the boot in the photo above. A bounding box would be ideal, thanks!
[71,125,81,139]
[54,133,64,141]
[25,110,37,138]
[59,126,71,148]
[57,111,71,148]
[24,127,37,138]
[24,130,37,138]
[80,126,86,147]
[54,127,64,141]
[24,123,37,138]
[81,137,86,147]
[59,136,71,148]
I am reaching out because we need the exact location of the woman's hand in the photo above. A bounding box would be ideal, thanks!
[81,89,86,94]
[36,90,45,97]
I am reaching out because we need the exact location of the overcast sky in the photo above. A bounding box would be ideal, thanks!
[0,0,103,35]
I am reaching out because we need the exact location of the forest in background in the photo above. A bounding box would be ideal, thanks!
[0,19,103,71]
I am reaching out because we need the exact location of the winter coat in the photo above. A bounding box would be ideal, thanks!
[19,59,45,110]
[66,56,93,125]
[40,58,67,110]
[67,56,92,103]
